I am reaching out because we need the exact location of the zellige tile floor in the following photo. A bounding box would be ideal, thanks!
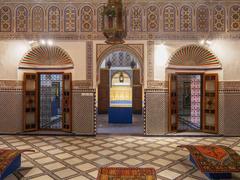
[0,135,240,180]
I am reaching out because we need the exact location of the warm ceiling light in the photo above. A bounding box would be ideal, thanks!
[200,40,205,45]
[47,40,53,46]
[40,39,46,45]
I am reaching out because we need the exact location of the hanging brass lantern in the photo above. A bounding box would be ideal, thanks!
[103,0,126,44]
[119,72,124,83]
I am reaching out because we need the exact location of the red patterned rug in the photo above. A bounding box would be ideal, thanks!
[178,145,240,173]
[97,167,157,180]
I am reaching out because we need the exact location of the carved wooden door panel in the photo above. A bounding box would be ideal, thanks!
[132,69,142,114]
[98,69,109,114]
[203,74,218,133]
[168,74,178,131]
[23,73,38,131]
[62,73,72,132]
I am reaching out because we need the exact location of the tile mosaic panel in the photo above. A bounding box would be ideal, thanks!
[0,1,239,39]
[145,90,168,135]
[0,6,11,32]
[32,6,44,32]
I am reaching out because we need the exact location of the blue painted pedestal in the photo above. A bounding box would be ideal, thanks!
[0,155,21,180]
[108,107,132,124]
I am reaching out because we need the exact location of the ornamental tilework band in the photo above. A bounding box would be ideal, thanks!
[147,41,154,81]
[16,6,28,32]
[48,6,60,32]
[180,5,193,32]
[213,5,225,32]
[0,6,11,32]
[230,5,240,31]
[0,1,239,39]
[80,6,93,32]
[64,6,77,32]
[196,5,209,32]
[97,6,104,32]
[86,41,93,84]
[163,5,176,32]
[32,6,44,32]
[147,6,159,32]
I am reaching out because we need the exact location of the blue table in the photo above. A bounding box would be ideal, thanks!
[108,107,132,124]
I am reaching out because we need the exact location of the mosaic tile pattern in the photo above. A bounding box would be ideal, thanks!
[180,5,193,32]
[0,91,22,133]
[86,41,93,83]
[0,1,239,40]
[147,6,159,32]
[80,6,93,32]
[64,6,77,32]
[230,5,240,31]
[0,6,11,32]
[32,6,44,32]
[1,135,240,180]
[97,6,104,32]
[196,5,209,32]
[72,90,95,135]
[147,41,154,81]
[163,5,176,32]
[213,5,225,32]
[145,90,168,135]
[48,6,60,32]
[16,6,28,32]
[130,6,143,32]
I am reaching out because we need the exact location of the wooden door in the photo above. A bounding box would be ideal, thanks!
[168,74,178,131]
[23,73,38,131]
[62,73,72,132]
[98,69,110,114]
[203,74,218,133]
[132,69,142,114]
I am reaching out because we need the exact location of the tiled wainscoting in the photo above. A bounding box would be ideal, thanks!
[219,81,240,135]
[145,89,168,135]
[72,88,96,135]
[0,81,23,133]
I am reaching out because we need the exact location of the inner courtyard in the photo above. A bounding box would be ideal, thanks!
[0,0,240,179]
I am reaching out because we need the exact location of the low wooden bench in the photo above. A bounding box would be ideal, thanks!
[178,145,240,179]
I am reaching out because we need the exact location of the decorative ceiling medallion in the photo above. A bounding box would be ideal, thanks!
[19,45,74,69]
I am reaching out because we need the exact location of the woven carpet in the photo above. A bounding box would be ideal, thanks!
[97,167,157,180]
[178,145,240,173]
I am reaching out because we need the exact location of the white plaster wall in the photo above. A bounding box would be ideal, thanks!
[0,40,87,81]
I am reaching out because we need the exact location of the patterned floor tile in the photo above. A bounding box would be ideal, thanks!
[158,169,181,180]
[0,135,239,180]
[123,158,142,166]
[94,158,113,166]
[76,163,96,171]
[54,168,77,178]
[43,162,65,171]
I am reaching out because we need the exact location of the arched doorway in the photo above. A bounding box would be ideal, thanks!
[96,49,144,135]
[20,45,73,132]
[167,44,222,134]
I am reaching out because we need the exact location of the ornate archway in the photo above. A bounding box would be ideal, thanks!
[19,45,74,69]
[167,44,222,70]
[96,44,144,84]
